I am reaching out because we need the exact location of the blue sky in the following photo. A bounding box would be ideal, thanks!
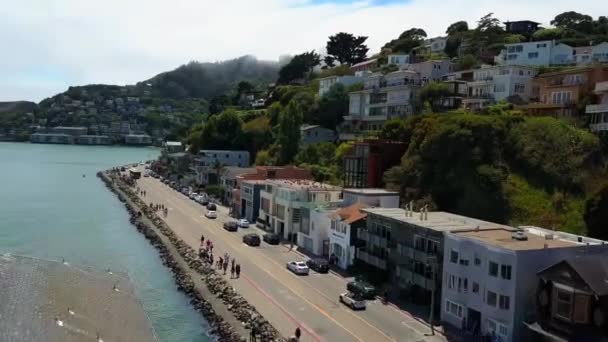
[0,0,603,102]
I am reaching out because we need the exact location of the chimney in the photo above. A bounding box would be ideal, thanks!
[409,201,414,217]
[420,208,424,221]
[423,205,429,220]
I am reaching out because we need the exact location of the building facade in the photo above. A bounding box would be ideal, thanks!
[219,167,257,207]
[388,54,411,66]
[75,135,112,145]
[329,203,368,270]
[342,188,400,208]
[300,125,337,146]
[164,141,184,154]
[192,150,250,185]
[587,80,608,133]
[318,75,362,97]
[343,140,407,188]
[124,134,152,145]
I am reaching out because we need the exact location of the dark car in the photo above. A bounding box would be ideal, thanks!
[223,222,238,232]
[306,258,329,273]
[206,203,217,211]
[243,233,261,246]
[262,233,280,245]
[347,281,376,300]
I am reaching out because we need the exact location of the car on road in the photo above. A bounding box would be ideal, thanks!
[143,173,149,177]
[205,210,217,219]
[223,221,238,232]
[238,219,250,228]
[189,192,198,200]
[286,261,309,275]
[262,233,280,245]
[195,195,206,203]
[206,203,216,211]
[243,233,261,246]
[346,280,376,300]
[306,258,329,273]
[339,292,366,310]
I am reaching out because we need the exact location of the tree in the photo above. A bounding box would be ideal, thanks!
[551,11,594,33]
[455,54,480,70]
[383,28,427,53]
[243,116,273,160]
[584,184,608,240]
[324,32,369,67]
[277,50,321,84]
[209,95,231,115]
[419,82,451,111]
[290,92,317,124]
[277,100,303,164]
[266,102,282,127]
[255,149,273,166]
[466,13,506,59]
[192,109,245,150]
[446,21,469,35]
[399,28,427,41]
[311,83,349,130]
[532,28,565,41]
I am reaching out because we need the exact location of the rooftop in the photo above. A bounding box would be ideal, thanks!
[0,254,157,342]
[266,179,341,191]
[333,202,368,224]
[165,141,182,146]
[221,166,257,179]
[344,188,399,196]
[351,59,378,68]
[300,124,320,131]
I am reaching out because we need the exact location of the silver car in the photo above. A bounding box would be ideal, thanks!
[286,261,309,275]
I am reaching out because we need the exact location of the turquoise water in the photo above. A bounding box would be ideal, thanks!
[0,142,211,341]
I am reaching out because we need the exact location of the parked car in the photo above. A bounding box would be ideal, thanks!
[206,203,217,211]
[189,192,198,200]
[243,233,261,246]
[262,233,280,245]
[306,258,329,273]
[200,198,209,206]
[346,281,376,300]
[238,219,250,228]
[286,261,309,275]
[223,222,238,232]
[205,210,217,219]
[339,292,366,310]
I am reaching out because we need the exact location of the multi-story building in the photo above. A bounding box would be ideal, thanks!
[587,81,608,133]
[164,141,184,154]
[258,179,342,242]
[234,166,312,221]
[192,150,250,185]
[300,125,336,146]
[300,202,341,256]
[424,36,448,53]
[521,65,608,117]
[504,20,540,37]
[350,59,378,75]
[340,70,422,140]
[388,54,411,66]
[343,140,406,188]
[454,65,537,111]
[441,226,608,342]
[329,203,368,269]
[219,167,257,207]
[48,126,88,136]
[30,133,73,144]
[497,41,608,67]
[124,134,152,146]
[406,60,454,81]
[342,188,399,208]
[75,135,112,145]
[318,75,362,97]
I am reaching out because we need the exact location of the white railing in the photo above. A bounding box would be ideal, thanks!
[586,104,608,114]
[595,81,608,93]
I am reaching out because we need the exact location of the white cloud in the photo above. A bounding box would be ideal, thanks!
[0,0,603,101]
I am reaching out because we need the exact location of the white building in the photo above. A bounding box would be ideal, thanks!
[342,188,399,208]
[329,203,367,269]
[592,42,608,63]
[302,204,339,256]
[300,124,337,145]
[258,179,342,242]
[406,60,454,81]
[388,54,411,66]
[587,81,608,133]
[192,150,250,185]
[340,70,422,140]
[318,75,362,97]
[425,36,448,53]
[497,40,608,67]
[441,226,608,342]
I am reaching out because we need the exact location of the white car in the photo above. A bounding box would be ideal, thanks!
[238,219,250,228]
[195,195,205,203]
[205,210,217,219]
[189,192,198,200]
[286,261,309,275]
[339,292,366,310]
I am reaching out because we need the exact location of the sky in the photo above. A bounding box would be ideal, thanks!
[0,0,603,102]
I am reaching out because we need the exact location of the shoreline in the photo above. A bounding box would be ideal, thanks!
[98,170,284,342]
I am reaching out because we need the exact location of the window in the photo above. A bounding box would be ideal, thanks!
[514,83,525,94]
[537,43,547,48]
[528,52,539,59]
[555,288,573,320]
[463,278,468,293]
[448,274,456,289]
[507,54,518,60]
[450,250,459,263]
[445,300,463,318]
[552,91,572,104]
[487,319,509,339]
[489,261,498,277]
[507,45,523,53]
[487,291,497,307]
[494,83,506,92]
[500,265,512,280]
[472,282,480,294]
[331,220,336,231]
[459,259,469,266]
[474,254,481,266]
[499,295,510,310]
[499,325,509,337]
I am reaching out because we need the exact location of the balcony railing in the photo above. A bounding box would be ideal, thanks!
[595,81,608,93]
[586,104,608,114]
[358,250,387,269]
[399,245,434,262]
[358,230,388,248]
[590,123,608,132]
[398,268,436,291]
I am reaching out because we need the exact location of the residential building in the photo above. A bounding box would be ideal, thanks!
[340,70,422,140]
[425,36,448,53]
[300,124,336,146]
[342,188,399,208]
[587,80,608,133]
[521,65,608,117]
[441,226,608,342]
[528,254,608,341]
[30,133,72,144]
[75,135,111,145]
[48,126,88,136]
[406,60,454,81]
[318,75,362,97]
[164,141,184,154]
[124,134,152,145]
[592,42,608,63]
[300,202,341,255]
[235,166,313,221]
[329,203,368,269]
[258,179,342,242]
[351,59,378,75]
[192,150,250,185]
[504,20,540,37]
[388,54,411,66]
[343,140,407,188]
[574,46,594,65]
[437,80,468,110]
[454,65,537,111]
[495,40,572,66]
[219,167,257,207]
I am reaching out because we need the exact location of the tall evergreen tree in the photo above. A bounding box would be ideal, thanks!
[277,100,303,165]
[324,32,369,67]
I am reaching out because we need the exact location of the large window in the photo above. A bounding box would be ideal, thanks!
[472,282,480,294]
[489,261,499,277]
[500,265,512,280]
[499,295,510,310]
[487,291,497,307]
[528,52,539,59]
[514,83,525,94]
[450,250,459,264]
[445,300,463,318]
[551,91,572,104]
[555,288,573,321]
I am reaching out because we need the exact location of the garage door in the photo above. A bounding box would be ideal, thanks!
[302,237,314,253]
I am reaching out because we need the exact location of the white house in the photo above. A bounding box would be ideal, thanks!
[328,203,368,269]
[495,40,576,66]
[406,60,454,81]
[388,54,411,66]
[301,203,339,256]
[441,226,608,342]
[192,150,250,185]
[592,42,608,63]
[587,81,608,133]
[426,36,448,53]
[318,75,362,97]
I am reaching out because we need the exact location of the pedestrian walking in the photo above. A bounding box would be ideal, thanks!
[206,239,211,249]
[209,253,214,265]
[200,234,205,245]
[236,264,241,278]
[223,261,228,275]
[231,264,235,278]
[231,258,235,270]
[295,327,301,340]
[218,257,223,269]
[209,242,214,253]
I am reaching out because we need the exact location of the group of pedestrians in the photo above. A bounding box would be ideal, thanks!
[149,202,168,217]
[200,235,241,279]
[136,187,147,197]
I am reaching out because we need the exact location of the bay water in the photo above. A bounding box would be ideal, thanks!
[0,142,211,341]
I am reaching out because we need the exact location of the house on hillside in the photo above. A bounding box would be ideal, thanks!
[300,124,336,145]
[587,80,608,133]
[504,20,540,37]
[318,75,362,97]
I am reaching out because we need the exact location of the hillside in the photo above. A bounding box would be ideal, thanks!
[0,101,37,114]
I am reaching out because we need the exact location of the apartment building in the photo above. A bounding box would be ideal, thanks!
[258,179,342,242]
[124,134,152,145]
[441,226,608,342]
[163,141,184,154]
[75,135,112,145]
[219,167,256,207]
[587,81,608,133]
[406,60,454,81]
[350,59,378,75]
[191,150,250,185]
[342,188,399,208]
[300,125,336,146]
[300,202,341,256]
[388,54,411,66]
[340,70,422,140]
[521,65,608,117]
[318,75,362,97]
[343,140,407,188]
[496,41,608,67]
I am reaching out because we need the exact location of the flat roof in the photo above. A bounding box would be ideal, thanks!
[0,254,157,342]
[361,208,511,233]
[266,179,342,191]
[165,141,182,146]
[343,188,399,196]
[454,228,578,251]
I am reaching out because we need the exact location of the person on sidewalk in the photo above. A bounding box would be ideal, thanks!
[230,264,235,278]
[295,327,301,340]
[235,264,240,278]
[231,258,235,270]
[218,257,223,270]
[200,234,205,245]
[223,261,228,275]
[209,253,214,266]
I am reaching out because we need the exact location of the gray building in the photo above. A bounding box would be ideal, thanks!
[300,125,337,146]
[164,141,184,154]
[124,134,152,145]
[239,180,267,224]
[48,126,88,136]
[30,133,72,144]
[75,135,111,145]
[192,150,250,185]
[219,167,256,208]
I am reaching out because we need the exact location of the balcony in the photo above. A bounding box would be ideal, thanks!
[586,104,608,114]
[358,230,388,248]
[397,268,436,291]
[590,123,608,132]
[400,245,434,262]
[595,81,608,93]
[343,114,363,121]
[358,250,387,269]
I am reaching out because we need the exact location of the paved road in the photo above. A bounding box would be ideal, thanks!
[134,173,447,342]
